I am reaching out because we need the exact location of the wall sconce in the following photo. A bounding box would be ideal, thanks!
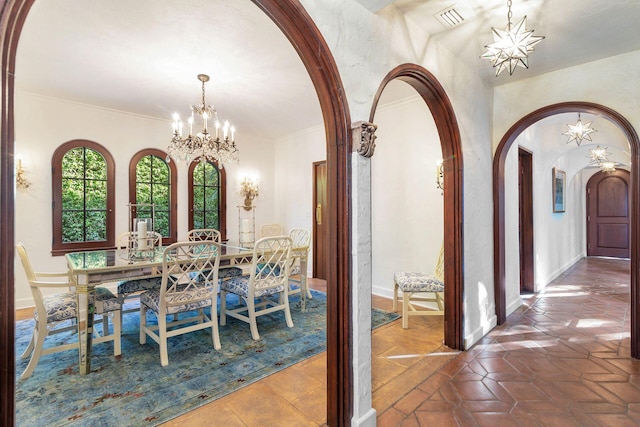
[436,160,444,193]
[15,157,31,190]
[240,177,259,211]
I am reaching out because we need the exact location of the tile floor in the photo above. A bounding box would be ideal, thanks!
[379,256,640,426]
[17,257,638,426]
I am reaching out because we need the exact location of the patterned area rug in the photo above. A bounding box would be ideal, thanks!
[15,289,399,426]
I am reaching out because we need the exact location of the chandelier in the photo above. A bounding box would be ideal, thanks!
[167,74,239,167]
[587,145,610,166]
[563,113,596,146]
[481,0,545,76]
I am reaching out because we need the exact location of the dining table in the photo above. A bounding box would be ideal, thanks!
[65,241,309,375]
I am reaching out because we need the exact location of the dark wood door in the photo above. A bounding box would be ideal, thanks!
[587,169,630,258]
[518,148,534,293]
[313,161,328,279]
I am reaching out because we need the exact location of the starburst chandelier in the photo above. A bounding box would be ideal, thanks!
[587,145,610,166]
[563,113,597,146]
[167,74,239,167]
[481,0,545,76]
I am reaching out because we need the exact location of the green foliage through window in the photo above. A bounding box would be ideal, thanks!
[136,155,171,237]
[61,147,108,243]
[192,161,220,230]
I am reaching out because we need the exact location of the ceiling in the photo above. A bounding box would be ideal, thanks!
[15,0,640,140]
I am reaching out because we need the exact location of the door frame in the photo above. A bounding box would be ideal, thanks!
[518,147,534,293]
[493,101,640,358]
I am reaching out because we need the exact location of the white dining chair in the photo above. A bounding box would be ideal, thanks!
[288,228,312,301]
[187,228,243,280]
[116,231,164,316]
[219,236,294,340]
[259,223,284,238]
[139,240,222,366]
[16,243,121,379]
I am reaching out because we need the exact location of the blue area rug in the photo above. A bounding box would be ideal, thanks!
[15,289,399,426]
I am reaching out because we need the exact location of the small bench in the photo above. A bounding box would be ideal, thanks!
[393,272,444,329]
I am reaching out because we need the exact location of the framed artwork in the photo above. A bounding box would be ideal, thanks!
[552,167,566,213]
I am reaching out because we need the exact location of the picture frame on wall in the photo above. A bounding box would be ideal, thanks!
[552,167,566,213]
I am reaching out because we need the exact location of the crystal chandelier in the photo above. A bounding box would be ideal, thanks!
[481,0,544,76]
[167,74,238,167]
[563,113,596,146]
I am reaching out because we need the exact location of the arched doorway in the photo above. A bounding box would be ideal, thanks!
[492,101,640,358]
[0,1,352,425]
[369,64,464,349]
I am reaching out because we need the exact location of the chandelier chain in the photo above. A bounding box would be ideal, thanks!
[507,0,512,29]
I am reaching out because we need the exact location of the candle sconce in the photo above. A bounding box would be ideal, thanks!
[125,203,156,261]
[15,157,31,190]
[436,160,444,194]
[240,177,259,211]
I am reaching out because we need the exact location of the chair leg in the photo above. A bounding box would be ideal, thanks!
[248,299,260,340]
[436,292,444,311]
[284,293,294,328]
[112,310,122,356]
[211,314,221,351]
[158,314,169,367]
[139,305,147,345]
[220,290,227,326]
[21,322,47,380]
[402,291,410,329]
[393,282,399,312]
[20,327,36,359]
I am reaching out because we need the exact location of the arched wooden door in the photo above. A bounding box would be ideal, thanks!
[587,169,630,258]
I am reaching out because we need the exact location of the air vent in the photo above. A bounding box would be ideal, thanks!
[434,5,465,29]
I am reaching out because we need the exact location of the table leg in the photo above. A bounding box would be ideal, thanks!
[75,275,95,375]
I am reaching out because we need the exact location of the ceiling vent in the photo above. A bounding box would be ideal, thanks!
[434,5,465,29]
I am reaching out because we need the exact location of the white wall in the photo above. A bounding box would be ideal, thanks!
[273,124,327,276]
[371,89,444,299]
[14,91,277,308]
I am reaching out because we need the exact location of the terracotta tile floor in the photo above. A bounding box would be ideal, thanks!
[379,257,640,426]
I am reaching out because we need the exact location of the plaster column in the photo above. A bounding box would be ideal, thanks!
[351,122,376,427]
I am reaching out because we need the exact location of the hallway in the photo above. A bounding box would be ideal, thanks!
[379,257,640,426]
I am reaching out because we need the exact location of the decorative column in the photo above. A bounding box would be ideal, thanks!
[350,120,378,427]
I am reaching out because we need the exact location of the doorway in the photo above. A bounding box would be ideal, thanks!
[492,101,640,359]
[313,161,328,279]
[587,169,630,258]
[518,147,534,293]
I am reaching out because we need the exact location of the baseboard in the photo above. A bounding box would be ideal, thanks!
[464,313,497,349]
[505,296,523,317]
[351,407,376,427]
[539,252,585,290]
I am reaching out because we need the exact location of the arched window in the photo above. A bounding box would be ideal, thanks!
[52,140,115,255]
[188,159,227,240]
[129,149,177,245]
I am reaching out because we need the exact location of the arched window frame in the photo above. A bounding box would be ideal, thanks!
[129,149,177,245]
[188,158,227,240]
[51,139,115,255]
